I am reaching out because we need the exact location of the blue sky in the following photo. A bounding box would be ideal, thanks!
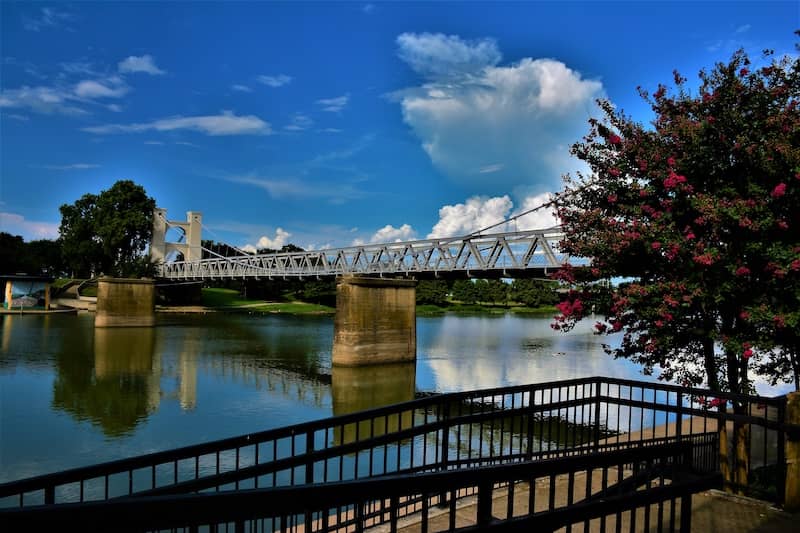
[1,1,797,252]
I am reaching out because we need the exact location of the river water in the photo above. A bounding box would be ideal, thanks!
[0,311,782,484]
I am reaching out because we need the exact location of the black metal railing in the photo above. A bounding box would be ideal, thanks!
[0,376,791,510]
[0,441,721,533]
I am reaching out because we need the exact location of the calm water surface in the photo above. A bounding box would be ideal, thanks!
[0,311,740,482]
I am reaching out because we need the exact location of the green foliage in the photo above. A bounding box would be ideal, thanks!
[554,45,800,391]
[0,232,65,275]
[451,279,478,304]
[59,180,156,278]
[509,279,560,308]
[416,280,449,305]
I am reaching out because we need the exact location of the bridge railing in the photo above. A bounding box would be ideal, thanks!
[0,376,789,511]
[157,229,587,279]
[1,442,721,532]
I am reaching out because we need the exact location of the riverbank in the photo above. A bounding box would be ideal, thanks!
[160,288,557,317]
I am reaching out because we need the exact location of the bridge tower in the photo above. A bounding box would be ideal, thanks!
[152,208,203,263]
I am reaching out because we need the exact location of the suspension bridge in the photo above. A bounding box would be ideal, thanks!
[152,208,582,281]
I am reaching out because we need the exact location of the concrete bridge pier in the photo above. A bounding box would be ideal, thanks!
[332,276,417,366]
[95,277,155,327]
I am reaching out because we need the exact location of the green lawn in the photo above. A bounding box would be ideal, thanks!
[200,288,255,307]
[200,288,334,314]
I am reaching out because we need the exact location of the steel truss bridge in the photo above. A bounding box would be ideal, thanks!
[156,227,582,280]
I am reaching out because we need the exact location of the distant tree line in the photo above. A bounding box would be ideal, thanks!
[0,232,64,276]
[418,279,559,308]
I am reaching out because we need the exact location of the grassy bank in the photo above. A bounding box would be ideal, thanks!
[198,288,334,315]
[184,288,555,317]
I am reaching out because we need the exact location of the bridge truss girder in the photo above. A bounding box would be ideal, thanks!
[156,229,584,280]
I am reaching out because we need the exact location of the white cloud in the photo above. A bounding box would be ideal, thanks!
[735,24,751,34]
[362,4,375,13]
[316,94,349,112]
[0,85,87,116]
[226,174,366,203]
[427,192,558,239]
[144,140,164,145]
[428,195,513,238]
[510,192,559,230]
[118,55,166,75]
[258,74,292,88]
[82,111,271,136]
[395,32,603,191]
[231,84,253,92]
[0,212,59,240]
[285,113,314,131]
[479,163,504,174]
[397,32,501,79]
[106,103,123,112]
[242,228,291,252]
[23,7,73,32]
[6,114,30,121]
[319,127,343,133]
[40,163,100,170]
[364,224,416,244]
[74,78,129,99]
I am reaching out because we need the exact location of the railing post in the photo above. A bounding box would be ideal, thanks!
[44,485,54,505]
[593,380,602,452]
[438,400,450,507]
[477,480,493,528]
[783,391,800,511]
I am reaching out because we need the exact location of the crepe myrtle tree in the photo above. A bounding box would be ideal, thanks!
[552,43,799,491]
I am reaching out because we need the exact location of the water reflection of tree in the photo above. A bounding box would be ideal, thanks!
[52,327,158,438]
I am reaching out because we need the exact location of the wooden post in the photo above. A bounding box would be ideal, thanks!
[44,283,51,310]
[785,391,800,511]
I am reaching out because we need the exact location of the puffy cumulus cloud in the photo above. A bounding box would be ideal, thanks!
[427,193,558,239]
[395,33,604,192]
[82,111,271,136]
[241,228,291,253]
[397,33,501,79]
[353,224,416,245]
[510,192,559,230]
[428,195,513,238]
[118,55,166,75]
[0,212,59,240]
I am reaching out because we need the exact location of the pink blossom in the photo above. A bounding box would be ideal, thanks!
[667,157,676,167]
[693,253,715,266]
[594,322,607,333]
[777,220,789,230]
[739,68,749,77]
[739,310,750,321]
[609,168,620,177]
[607,194,618,203]
[771,183,787,198]
[791,259,800,271]
[708,398,724,408]
[774,315,786,329]
[611,321,623,332]
[735,266,751,276]
[651,242,661,250]
[639,189,649,198]
[743,349,753,359]
[608,134,621,145]
[685,232,696,240]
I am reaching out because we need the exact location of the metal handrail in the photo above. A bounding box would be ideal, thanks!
[0,376,790,509]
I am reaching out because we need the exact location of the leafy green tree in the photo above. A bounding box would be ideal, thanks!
[416,280,449,305]
[451,279,478,304]
[510,279,559,308]
[553,45,799,491]
[59,180,155,277]
[486,279,509,305]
